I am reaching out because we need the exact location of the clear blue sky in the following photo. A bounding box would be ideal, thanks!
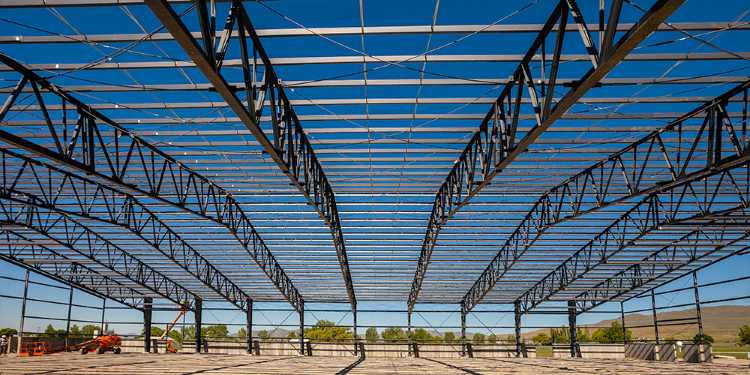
[1,0,749,340]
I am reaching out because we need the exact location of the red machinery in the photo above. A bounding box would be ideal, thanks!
[76,335,122,355]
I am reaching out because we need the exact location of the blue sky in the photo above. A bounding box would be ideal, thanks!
[1,0,750,340]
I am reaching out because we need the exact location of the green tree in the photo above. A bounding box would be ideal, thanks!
[487,334,497,344]
[69,325,81,338]
[287,331,298,339]
[550,327,568,344]
[304,320,352,342]
[44,324,65,338]
[692,333,714,344]
[443,332,456,343]
[591,321,632,343]
[738,325,750,346]
[204,324,229,339]
[472,333,486,344]
[258,330,270,340]
[236,328,247,340]
[532,332,552,345]
[0,328,18,337]
[410,328,436,343]
[365,327,379,343]
[80,324,100,338]
[381,327,407,342]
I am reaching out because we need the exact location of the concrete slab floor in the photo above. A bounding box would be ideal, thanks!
[0,353,748,374]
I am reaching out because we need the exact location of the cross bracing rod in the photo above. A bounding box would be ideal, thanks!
[0,214,193,308]
[145,0,355,309]
[514,162,750,314]
[409,0,685,312]
[0,53,304,312]
[0,146,297,311]
[574,217,750,313]
[0,246,145,310]
[460,78,750,312]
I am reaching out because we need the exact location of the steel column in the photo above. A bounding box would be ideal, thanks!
[195,298,203,353]
[620,301,627,344]
[100,298,106,334]
[17,269,29,354]
[353,307,358,356]
[144,297,153,353]
[246,298,253,354]
[65,285,73,348]
[299,305,305,355]
[460,310,467,356]
[693,272,704,338]
[514,301,522,357]
[650,290,660,344]
[568,301,577,358]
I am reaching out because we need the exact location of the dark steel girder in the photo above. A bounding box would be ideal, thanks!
[515,162,750,314]
[0,201,195,308]
[574,216,750,313]
[145,0,355,309]
[0,146,263,311]
[410,0,686,312]
[461,80,750,312]
[0,53,304,311]
[0,235,145,310]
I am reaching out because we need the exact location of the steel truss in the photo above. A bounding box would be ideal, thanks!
[575,213,750,313]
[0,53,303,311]
[461,80,750,312]
[0,146,262,311]
[409,0,685,311]
[0,233,145,310]
[0,199,194,307]
[145,0,355,309]
[516,162,750,314]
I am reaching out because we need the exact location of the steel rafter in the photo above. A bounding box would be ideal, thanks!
[0,195,199,307]
[461,80,750,312]
[410,0,685,312]
[574,215,750,313]
[145,0,355,309]
[0,246,144,310]
[0,220,193,308]
[0,53,304,311]
[0,147,258,311]
[515,162,750,314]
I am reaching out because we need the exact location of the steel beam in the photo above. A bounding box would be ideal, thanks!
[0,194,196,307]
[0,146,255,311]
[145,0,355,310]
[516,162,750,314]
[575,213,750,313]
[0,53,303,311]
[0,243,144,310]
[410,0,685,312]
[461,79,750,313]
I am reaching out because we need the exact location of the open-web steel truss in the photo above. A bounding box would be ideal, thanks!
[1,0,749,348]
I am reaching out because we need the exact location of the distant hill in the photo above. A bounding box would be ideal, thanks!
[524,305,750,343]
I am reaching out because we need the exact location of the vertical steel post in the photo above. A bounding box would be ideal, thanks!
[353,306,358,356]
[195,298,203,353]
[100,298,106,334]
[650,290,660,344]
[299,304,305,355]
[460,309,467,356]
[692,272,704,338]
[407,311,412,356]
[65,284,73,348]
[568,300,577,358]
[620,301,627,344]
[17,269,29,354]
[514,301,522,357]
[143,297,153,353]
[246,298,253,354]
